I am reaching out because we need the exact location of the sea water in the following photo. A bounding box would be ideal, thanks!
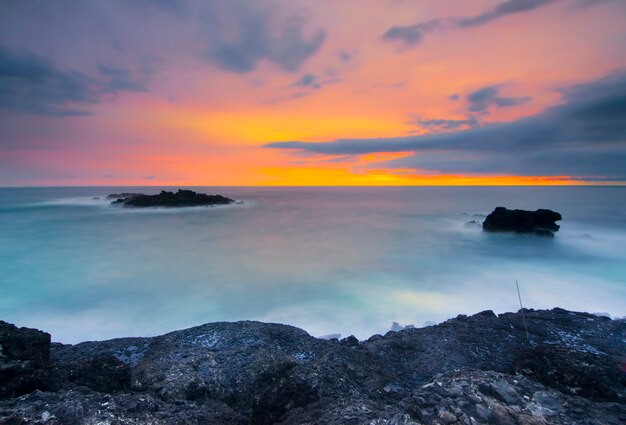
[0,186,625,343]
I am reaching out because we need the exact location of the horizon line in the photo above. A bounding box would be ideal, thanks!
[2,184,626,188]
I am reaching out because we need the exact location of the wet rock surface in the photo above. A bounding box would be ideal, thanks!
[0,322,52,399]
[482,207,562,236]
[1,308,624,424]
[110,189,235,208]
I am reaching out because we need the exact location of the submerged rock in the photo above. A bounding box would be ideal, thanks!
[1,308,624,424]
[110,189,235,208]
[483,206,562,236]
[464,220,482,228]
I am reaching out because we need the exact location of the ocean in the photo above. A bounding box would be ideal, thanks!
[0,186,625,343]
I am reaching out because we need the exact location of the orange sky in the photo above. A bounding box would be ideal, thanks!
[1,0,625,186]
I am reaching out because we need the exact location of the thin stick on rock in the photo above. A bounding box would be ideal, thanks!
[516,280,530,341]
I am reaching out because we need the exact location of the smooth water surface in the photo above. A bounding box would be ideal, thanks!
[1,186,625,343]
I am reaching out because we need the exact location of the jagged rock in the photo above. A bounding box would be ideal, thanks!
[105,192,144,200]
[397,370,625,425]
[1,309,624,424]
[0,321,50,366]
[511,344,626,402]
[0,388,236,425]
[483,207,562,236]
[0,322,52,399]
[62,355,131,393]
[110,189,235,207]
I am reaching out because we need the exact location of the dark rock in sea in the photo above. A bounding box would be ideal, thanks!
[110,189,235,208]
[483,206,562,236]
[464,220,482,228]
[1,308,624,424]
[105,192,144,200]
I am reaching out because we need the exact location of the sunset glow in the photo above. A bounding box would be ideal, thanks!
[1,0,625,186]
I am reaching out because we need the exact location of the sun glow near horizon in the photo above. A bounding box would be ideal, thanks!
[0,0,624,186]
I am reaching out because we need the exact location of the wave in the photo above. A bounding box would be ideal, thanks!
[33,196,113,207]
[104,200,247,214]
[9,196,248,214]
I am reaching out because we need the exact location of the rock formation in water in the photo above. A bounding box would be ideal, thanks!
[1,308,625,424]
[482,207,562,236]
[110,189,235,208]
[105,193,145,200]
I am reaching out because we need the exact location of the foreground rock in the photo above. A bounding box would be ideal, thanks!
[483,207,562,236]
[110,189,235,208]
[1,308,624,424]
[0,322,52,399]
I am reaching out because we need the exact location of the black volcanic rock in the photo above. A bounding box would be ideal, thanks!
[483,207,562,236]
[1,309,624,424]
[110,189,235,208]
[0,322,52,399]
[0,322,50,366]
[105,192,144,200]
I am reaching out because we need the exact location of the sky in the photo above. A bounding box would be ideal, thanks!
[0,0,625,186]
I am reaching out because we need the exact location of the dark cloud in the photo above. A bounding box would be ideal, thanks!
[382,19,445,46]
[144,0,190,16]
[0,46,97,116]
[98,65,147,93]
[206,10,325,73]
[0,46,149,116]
[382,0,558,47]
[0,1,326,77]
[260,90,310,105]
[457,0,556,28]
[467,85,531,112]
[573,0,620,8]
[290,73,320,89]
[339,50,352,62]
[266,70,626,180]
[281,71,341,99]
[410,116,480,132]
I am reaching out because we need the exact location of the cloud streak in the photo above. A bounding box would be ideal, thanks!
[457,0,556,28]
[382,0,557,47]
[266,70,626,180]
[382,19,444,47]
[467,85,531,113]
[408,115,480,132]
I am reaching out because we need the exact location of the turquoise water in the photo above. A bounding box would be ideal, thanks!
[1,186,625,343]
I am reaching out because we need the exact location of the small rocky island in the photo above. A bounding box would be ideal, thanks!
[109,189,235,208]
[1,308,624,424]
[483,207,562,237]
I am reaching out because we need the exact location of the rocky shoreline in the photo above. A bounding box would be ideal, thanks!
[1,308,624,424]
